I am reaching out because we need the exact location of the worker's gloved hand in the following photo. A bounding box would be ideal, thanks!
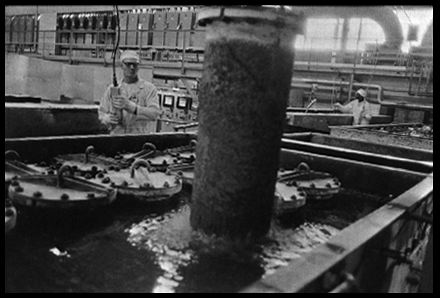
[112,95,137,114]
[333,103,342,110]
[100,113,120,126]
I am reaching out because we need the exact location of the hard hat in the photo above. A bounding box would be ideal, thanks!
[120,50,140,64]
[356,88,367,98]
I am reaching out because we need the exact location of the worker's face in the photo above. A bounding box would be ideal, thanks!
[356,93,365,102]
[122,61,139,80]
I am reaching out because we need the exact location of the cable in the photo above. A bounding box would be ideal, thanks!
[112,5,121,87]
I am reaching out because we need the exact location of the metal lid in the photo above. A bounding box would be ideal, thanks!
[197,6,304,32]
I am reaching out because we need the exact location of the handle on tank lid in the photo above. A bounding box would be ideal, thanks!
[85,145,95,163]
[57,164,74,188]
[130,159,152,181]
[5,150,21,161]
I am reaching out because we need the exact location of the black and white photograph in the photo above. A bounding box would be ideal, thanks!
[5,5,433,293]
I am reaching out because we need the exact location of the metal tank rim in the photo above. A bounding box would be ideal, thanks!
[196,6,304,31]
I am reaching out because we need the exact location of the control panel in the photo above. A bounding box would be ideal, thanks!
[158,88,198,132]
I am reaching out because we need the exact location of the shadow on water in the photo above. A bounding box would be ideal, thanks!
[5,187,385,293]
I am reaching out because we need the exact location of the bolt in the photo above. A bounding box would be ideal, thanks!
[87,193,95,199]
[48,170,55,175]
[15,186,24,192]
[110,182,116,187]
[102,177,110,184]
[326,183,332,188]
[290,194,297,200]
[140,183,152,189]
[61,193,69,200]
[163,181,170,188]
[97,172,105,178]
[162,160,168,165]
[109,166,115,171]
[309,183,316,188]
[91,166,98,173]
[33,191,42,197]
[114,167,120,172]
[10,180,19,187]
[85,173,92,179]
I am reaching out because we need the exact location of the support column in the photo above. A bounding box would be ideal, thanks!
[190,7,304,240]
[340,17,349,63]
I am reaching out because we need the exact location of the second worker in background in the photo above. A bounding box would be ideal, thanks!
[333,88,372,125]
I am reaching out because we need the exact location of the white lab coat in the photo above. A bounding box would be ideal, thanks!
[336,99,372,125]
[99,79,161,134]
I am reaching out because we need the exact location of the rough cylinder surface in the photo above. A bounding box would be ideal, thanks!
[190,19,297,240]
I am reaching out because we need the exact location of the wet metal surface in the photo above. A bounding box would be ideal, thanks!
[330,123,433,151]
[5,187,383,293]
[5,134,430,293]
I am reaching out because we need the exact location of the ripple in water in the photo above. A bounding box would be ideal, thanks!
[126,204,341,293]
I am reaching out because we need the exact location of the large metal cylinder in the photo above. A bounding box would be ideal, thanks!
[190,7,303,240]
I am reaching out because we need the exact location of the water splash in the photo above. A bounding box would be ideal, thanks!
[259,221,340,277]
[126,205,195,293]
[126,203,341,292]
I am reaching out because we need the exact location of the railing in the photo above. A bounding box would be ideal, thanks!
[291,78,383,104]
[8,29,431,67]
[5,28,206,67]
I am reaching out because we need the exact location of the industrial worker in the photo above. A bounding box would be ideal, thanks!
[333,88,372,125]
[99,50,162,134]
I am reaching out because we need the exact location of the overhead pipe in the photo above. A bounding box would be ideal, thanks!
[294,6,404,50]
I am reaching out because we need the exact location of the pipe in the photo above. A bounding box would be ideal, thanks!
[295,6,404,50]
[305,98,317,113]
[291,78,383,104]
